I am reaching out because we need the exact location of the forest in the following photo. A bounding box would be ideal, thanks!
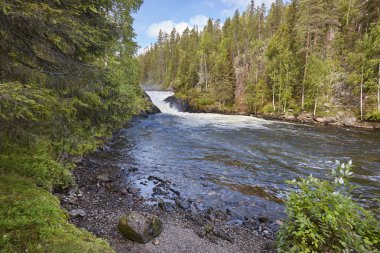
[1,0,379,252]
[139,0,380,121]
[0,0,145,251]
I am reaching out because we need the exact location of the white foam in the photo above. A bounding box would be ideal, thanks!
[146,91,178,114]
[146,91,272,129]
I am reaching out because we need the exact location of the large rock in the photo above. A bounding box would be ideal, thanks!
[143,91,161,114]
[297,112,313,123]
[342,116,357,127]
[164,95,189,112]
[118,211,163,243]
[315,116,336,124]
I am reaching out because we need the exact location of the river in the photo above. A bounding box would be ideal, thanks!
[101,91,380,221]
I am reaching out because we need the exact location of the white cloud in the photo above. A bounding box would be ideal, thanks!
[189,15,209,28]
[221,0,276,11]
[147,15,209,38]
[221,0,250,7]
[147,20,176,37]
[221,0,277,16]
[175,22,190,33]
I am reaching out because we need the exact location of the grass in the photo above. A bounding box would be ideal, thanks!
[0,174,114,253]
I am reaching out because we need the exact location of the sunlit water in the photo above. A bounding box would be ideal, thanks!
[104,91,380,220]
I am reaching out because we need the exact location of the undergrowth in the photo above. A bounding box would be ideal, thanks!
[0,175,114,253]
[277,161,380,253]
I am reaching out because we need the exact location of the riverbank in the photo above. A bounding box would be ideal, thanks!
[255,112,380,130]
[165,95,380,130]
[57,139,277,253]
[0,174,114,252]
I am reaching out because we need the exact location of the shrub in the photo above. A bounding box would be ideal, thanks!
[261,103,276,114]
[277,161,380,253]
[365,111,380,122]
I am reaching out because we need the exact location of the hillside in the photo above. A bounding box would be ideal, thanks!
[139,0,380,125]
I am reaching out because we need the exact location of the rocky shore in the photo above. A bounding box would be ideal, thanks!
[255,111,380,130]
[163,95,380,130]
[56,150,278,253]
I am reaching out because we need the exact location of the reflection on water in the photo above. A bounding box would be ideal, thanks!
[103,91,380,220]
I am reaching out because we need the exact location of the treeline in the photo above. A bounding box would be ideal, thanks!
[139,0,380,120]
[0,0,144,251]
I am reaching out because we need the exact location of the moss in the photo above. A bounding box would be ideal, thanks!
[0,149,73,191]
[0,174,114,253]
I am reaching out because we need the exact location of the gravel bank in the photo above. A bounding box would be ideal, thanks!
[57,153,276,253]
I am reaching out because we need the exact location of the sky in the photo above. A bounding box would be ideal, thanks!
[132,0,279,54]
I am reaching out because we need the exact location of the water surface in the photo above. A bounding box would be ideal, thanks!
[107,91,380,220]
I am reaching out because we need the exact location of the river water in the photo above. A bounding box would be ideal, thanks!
[105,91,380,220]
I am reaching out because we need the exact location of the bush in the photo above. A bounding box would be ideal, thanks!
[261,103,276,114]
[277,161,380,253]
[365,111,380,122]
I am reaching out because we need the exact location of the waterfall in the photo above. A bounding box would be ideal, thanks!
[145,91,272,129]
[146,91,179,114]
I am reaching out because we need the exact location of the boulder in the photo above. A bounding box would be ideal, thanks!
[342,116,357,127]
[284,113,295,120]
[164,95,189,112]
[118,211,163,243]
[175,198,190,210]
[297,112,313,123]
[143,91,161,114]
[69,209,86,218]
[146,104,161,114]
[315,116,336,124]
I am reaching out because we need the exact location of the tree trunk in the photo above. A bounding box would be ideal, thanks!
[360,65,364,121]
[256,62,259,83]
[273,71,276,111]
[284,68,289,113]
[279,63,282,111]
[346,0,352,27]
[204,56,209,91]
[377,63,380,112]
[302,29,310,110]
[314,96,318,116]
[233,28,239,58]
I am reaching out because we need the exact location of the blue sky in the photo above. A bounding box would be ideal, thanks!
[133,0,279,53]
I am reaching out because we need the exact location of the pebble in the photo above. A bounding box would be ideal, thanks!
[69,209,86,218]
[207,214,215,222]
[175,199,190,210]
[96,173,110,182]
[276,220,283,226]
[152,238,160,245]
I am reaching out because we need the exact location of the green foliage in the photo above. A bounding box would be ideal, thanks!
[196,97,216,107]
[139,0,379,118]
[277,161,380,253]
[0,175,114,253]
[0,0,146,186]
[365,111,380,122]
[0,0,145,251]
[261,103,276,114]
[0,146,72,191]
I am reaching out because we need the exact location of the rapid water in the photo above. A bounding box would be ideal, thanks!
[108,91,380,220]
